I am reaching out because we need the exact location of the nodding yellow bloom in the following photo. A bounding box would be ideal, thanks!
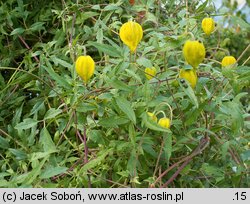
[147,112,157,122]
[221,56,237,67]
[75,56,95,83]
[158,118,171,129]
[202,18,215,35]
[119,21,143,53]
[179,69,198,89]
[183,40,205,68]
[145,67,156,80]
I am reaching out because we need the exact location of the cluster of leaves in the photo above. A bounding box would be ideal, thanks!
[0,0,249,187]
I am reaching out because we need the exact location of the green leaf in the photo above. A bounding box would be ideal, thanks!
[50,56,72,69]
[9,149,27,160]
[163,134,172,163]
[40,166,68,179]
[0,136,9,149]
[116,97,136,124]
[44,108,62,120]
[98,115,130,127]
[107,78,134,92]
[42,63,71,89]
[15,118,38,130]
[136,57,153,68]
[29,22,45,32]
[76,103,97,113]
[23,157,48,185]
[10,28,25,35]
[88,130,105,144]
[180,81,199,108]
[79,149,112,174]
[129,123,136,146]
[40,127,57,152]
[88,41,121,57]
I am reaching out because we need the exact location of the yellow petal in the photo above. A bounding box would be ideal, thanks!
[75,56,95,83]
[221,56,237,67]
[202,18,215,35]
[179,69,198,89]
[183,40,206,68]
[158,118,171,129]
[145,67,156,80]
[119,21,143,53]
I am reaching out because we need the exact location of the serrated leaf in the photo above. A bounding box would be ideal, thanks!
[15,118,38,130]
[44,108,62,120]
[116,97,136,124]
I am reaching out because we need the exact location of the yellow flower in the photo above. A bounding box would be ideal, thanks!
[147,112,157,122]
[179,69,198,89]
[158,118,171,129]
[202,18,215,35]
[183,40,205,68]
[119,21,143,53]
[75,56,95,83]
[221,56,237,67]
[145,67,156,80]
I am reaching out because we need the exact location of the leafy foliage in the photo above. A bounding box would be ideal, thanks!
[0,0,249,187]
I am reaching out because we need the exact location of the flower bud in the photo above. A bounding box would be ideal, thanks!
[147,112,157,122]
[221,56,237,67]
[145,67,156,80]
[179,69,197,89]
[158,118,171,129]
[183,40,205,68]
[119,21,143,53]
[75,56,95,83]
[202,18,215,35]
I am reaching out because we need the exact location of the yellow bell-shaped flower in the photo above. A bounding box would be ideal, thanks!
[158,117,171,129]
[75,55,95,83]
[179,69,198,89]
[145,67,156,80]
[119,21,143,53]
[202,17,215,35]
[221,56,237,67]
[183,40,205,68]
[147,112,157,122]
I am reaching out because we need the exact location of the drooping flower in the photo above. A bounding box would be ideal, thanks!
[202,18,215,35]
[183,40,205,68]
[221,56,237,67]
[158,118,171,129]
[179,69,198,89]
[75,56,95,83]
[119,21,143,53]
[145,67,156,80]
